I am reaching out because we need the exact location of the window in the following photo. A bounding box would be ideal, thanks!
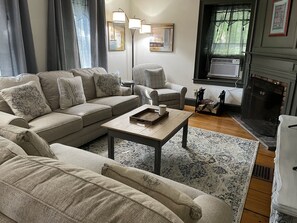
[194,0,255,87]
[72,0,91,68]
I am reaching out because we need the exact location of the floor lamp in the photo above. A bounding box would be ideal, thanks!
[113,9,151,69]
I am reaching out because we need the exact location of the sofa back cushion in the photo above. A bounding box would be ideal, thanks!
[0,136,26,165]
[0,74,43,114]
[0,125,57,159]
[93,73,121,97]
[38,71,74,110]
[0,156,183,223]
[71,67,107,100]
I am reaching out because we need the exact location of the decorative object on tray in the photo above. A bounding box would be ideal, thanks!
[130,108,169,125]
[195,88,225,115]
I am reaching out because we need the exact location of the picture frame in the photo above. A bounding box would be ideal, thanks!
[269,0,291,36]
[150,23,174,52]
[107,21,125,51]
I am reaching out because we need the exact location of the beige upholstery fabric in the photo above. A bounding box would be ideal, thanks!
[0,212,16,223]
[145,68,166,89]
[1,81,52,122]
[157,89,180,102]
[88,95,139,116]
[133,63,163,86]
[50,143,118,173]
[57,76,86,109]
[93,73,121,97]
[29,112,82,142]
[56,103,112,127]
[38,71,74,110]
[0,125,56,159]
[193,195,233,223]
[0,74,43,114]
[102,163,202,222]
[0,111,29,128]
[71,67,107,100]
[0,156,183,223]
[0,136,26,165]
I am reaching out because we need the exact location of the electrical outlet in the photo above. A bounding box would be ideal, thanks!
[193,89,198,97]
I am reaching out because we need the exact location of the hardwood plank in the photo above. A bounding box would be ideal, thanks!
[241,210,269,223]
[249,178,273,195]
[245,188,271,217]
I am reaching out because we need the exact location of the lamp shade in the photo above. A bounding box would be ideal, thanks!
[140,24,151,34]
[113,11,125,23]
[129,18,141,29]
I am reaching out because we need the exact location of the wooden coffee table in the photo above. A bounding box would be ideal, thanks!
[102,105,193,175]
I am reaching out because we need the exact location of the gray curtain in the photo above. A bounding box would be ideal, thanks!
[0,0,37,76]
[47,0,107,71]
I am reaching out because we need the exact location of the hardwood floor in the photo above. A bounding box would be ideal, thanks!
[184,106,275,223]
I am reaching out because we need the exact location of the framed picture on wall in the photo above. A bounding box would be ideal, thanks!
[150,23,174,52]
[269,0,291,36]
[107,21,125,51]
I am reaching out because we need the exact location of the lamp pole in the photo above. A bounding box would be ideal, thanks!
[131,29,136,68]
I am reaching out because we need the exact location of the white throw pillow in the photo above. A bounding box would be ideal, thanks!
[93,73,121,97]
[1,81,52,122]
[57,76,86,109]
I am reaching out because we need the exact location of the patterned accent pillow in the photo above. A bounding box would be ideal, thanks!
[102,163,202,222]
[145,68,166,89]
[1,81,52,122]
[94,73,121,98]
[0,125,57,159]
[57,76,86,109]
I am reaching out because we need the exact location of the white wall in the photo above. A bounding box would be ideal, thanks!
[106,0,243,104]
[27,0,48,72]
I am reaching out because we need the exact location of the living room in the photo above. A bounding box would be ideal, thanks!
[0,0,296,223]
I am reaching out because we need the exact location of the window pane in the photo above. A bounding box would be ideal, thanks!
[72,0,91,68]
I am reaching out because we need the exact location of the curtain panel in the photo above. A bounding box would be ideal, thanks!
[0,0,37,76]
[47,0,107,71]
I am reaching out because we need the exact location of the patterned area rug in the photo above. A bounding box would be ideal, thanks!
[82,127,259,223]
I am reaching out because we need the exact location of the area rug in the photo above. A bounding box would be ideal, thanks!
[81,127,259,223]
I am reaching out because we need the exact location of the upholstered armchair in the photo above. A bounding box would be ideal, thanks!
[132,64,187,110]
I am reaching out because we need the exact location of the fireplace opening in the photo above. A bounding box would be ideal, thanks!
[241,75,286,137]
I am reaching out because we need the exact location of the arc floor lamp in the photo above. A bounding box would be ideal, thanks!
[112,9,151,68]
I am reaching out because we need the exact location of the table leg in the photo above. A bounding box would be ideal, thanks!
[182,121,188,148]
[108,134,114,159]
[154,146,161,175]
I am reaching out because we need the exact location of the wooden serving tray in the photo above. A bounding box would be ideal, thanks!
[130,108,169,125]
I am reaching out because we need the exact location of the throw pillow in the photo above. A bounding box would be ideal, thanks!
[57,76,86,109]
[0,125,57,159]
[0,136,27,165]
[93,73,121,97]
[145,68,166,89]
[102,163,202,222]
[0,81,52,122]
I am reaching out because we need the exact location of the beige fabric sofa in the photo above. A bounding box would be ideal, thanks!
[0,67,139,147]
[0,133,233,223]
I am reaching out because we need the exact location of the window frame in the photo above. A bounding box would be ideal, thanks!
[193,0,256,88]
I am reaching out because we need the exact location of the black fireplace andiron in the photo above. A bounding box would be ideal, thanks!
[195,88,225,115]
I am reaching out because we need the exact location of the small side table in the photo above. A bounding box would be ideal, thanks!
[121,80,135,94]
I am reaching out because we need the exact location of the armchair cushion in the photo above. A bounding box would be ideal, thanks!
[145,68,166,89]
[156,89,180,102]
[93,73,121,97]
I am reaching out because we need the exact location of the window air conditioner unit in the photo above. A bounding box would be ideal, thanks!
[207,58,240,79]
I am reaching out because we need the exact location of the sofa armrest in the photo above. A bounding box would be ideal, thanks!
[165,82,187,109]
[120,86,132,96]
[134,85,159,105]
[0,111,29,128]
[194,195,233,223]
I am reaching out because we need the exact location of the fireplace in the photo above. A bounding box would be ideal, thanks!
[241,74,287,137]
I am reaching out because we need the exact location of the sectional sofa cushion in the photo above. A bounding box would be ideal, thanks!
[71,67,107,100]
[145,68,166,89]
[88,95,139,116]
[102,163,202,222]
[0,125,56,159]
[0,74,44,114]
[0,156,183,223]
[1,81,52,122]
[56,103,112,127]
[38,71,74,110]
[0,136,26,165]
[57,76,86,109]
[94,73,121,97]
[29,112,82,143]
